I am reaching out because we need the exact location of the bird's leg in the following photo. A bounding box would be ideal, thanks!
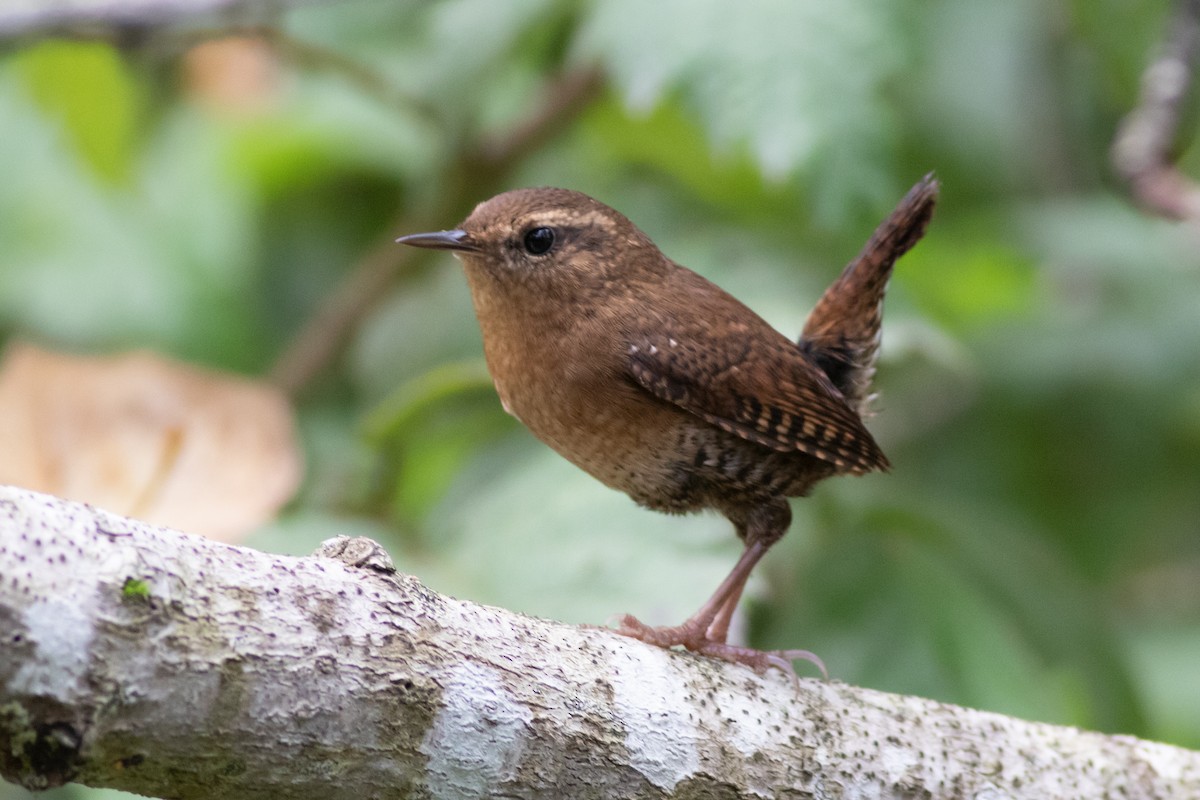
[704,573,749,644]
[615,499,827,679]
[614,539,768,650]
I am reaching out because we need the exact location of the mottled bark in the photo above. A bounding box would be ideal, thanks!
[1,485,1197,799]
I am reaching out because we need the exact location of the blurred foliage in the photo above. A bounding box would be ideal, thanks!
[3,0,1200,794]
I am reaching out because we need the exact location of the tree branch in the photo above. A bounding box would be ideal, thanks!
[0,0,301,42]
[1112,0,1200,222]
[1,484,1197,799]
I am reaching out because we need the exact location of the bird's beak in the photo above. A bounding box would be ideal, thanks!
[395,229,480,252]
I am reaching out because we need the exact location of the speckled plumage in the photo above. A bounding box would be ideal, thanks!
[397,176,938,676]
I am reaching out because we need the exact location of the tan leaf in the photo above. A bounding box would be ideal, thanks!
[0,343,302,542]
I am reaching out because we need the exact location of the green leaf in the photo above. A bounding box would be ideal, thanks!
[573,96,781,219]
[0,72,258,358]
[361,359,516,523]
[576,0,906,216]
[363,359,494,442]
[900,232,1037,331]
[15,40,141,184]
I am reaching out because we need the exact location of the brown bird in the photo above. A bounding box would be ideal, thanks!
[397,176,938,677]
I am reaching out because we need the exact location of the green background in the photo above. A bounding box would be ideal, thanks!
[2,0,1199,795]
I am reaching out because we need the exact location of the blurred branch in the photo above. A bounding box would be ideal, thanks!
[0,0,321,42]
[268,66,603,397]
[261,28,442,128]
[3,485,1199,799]
[473,66,603,167]
[1112,0,1200,222]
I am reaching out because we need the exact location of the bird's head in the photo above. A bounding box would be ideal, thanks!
[397,188,667,301]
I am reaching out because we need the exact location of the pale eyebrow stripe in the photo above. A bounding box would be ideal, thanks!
[519,210,616,232]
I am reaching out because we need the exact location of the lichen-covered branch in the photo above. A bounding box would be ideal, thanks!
[1,485,1197,799]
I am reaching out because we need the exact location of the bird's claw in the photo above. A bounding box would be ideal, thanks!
[612,614,828,684]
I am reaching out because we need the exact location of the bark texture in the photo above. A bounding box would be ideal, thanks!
[1,484,1197,799]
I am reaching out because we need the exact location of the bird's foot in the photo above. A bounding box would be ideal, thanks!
[613,614,828,682]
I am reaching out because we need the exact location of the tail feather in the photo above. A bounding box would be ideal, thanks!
[800,174,939,415]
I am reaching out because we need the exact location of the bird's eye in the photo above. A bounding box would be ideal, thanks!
[522,227,555,255]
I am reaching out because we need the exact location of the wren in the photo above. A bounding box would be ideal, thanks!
[397,175,938,677]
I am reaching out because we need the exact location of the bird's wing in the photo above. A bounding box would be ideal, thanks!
[626,329,889,474]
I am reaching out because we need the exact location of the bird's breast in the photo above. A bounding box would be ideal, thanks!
[475,306,693,504]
